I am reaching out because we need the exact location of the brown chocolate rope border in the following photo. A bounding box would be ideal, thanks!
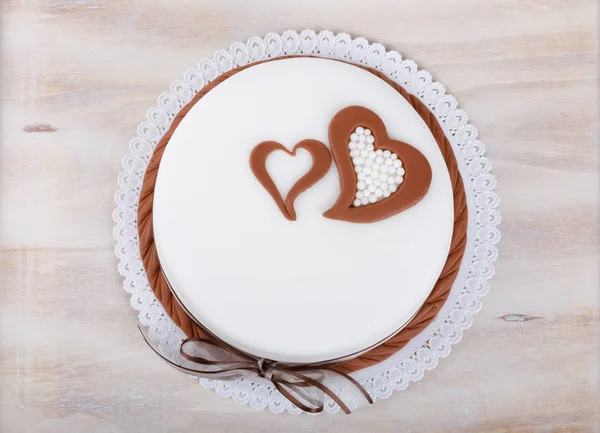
[137,56,468,375]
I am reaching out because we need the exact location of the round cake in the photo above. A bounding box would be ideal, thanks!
[143,57,460,364]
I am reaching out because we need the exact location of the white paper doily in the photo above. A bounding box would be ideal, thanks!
[113,30,500,414]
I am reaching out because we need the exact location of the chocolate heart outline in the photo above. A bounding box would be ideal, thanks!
[323,106,432,223]
[250,139,332,221]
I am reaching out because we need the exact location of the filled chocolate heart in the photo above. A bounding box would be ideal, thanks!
[250,139,331,220]
[324,106,432,223]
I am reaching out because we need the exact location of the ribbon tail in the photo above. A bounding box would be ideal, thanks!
[276,370,354,414]
[137,326,253,380]
[272,381,324,414]
[330,370,374,405]
[278,368,373,414]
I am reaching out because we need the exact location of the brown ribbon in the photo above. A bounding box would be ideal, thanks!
[138,326,373,414]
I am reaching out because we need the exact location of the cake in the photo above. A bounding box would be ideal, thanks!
[138,57,467,369]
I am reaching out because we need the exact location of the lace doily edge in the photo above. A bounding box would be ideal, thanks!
[112,29,501,415]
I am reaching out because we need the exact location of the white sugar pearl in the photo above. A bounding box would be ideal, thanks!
[356,191,364,199]
[387,176,395,184]
[357,141,366,150]
[397,167,406,176]
[353,199,361,207]
[365,176,373,185]
[356,126,365,135]
[379,164,388,173]
[364,129,371,136]
[363,166,372,175]
[369,194,377,203]
[375,156,384,164]
[353,157,365,165]
[374,178,381,186]
[383,190,391,198]
[372,163,380,172]
[358,173,366,181]
[389,184,397,193]
[365,158,373,166]
[368,184,376,193]
[383,150,391,158]
[350,149,359,157]
[388,166,396,174]
[349,141,357,150]
[396,176,404,184]
[385,159,393,166]
[375,149,383,156]
[391,153,398,160]
[379,172,388,181]
[368,151,376,159]
[361,196,369,205]
[358,134,366,142]
[393,160,402,167]
[381,182,389,190]
[355,165,362,173]
[366,144,374,151]
[375,188,383,198]
[360,149,368,157]
[357,181,366,191]
[366,135,375,144]
[350,133,358,141]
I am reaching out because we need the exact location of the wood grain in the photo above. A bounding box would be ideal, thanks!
[1,0,598,432]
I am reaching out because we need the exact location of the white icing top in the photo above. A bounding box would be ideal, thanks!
[153,58,454,363]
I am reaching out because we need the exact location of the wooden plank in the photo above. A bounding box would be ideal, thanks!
[1,0,598,431]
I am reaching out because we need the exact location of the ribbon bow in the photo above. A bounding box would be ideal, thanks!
[139,327,373,414]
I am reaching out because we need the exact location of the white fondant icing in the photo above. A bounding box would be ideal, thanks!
[153,58,454,363]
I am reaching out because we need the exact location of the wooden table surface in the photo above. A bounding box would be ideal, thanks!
[1,1,598,432]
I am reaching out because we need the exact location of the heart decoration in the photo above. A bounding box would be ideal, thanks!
[323,106,432,223]
[250,106,431,223]
[249,140,331,221]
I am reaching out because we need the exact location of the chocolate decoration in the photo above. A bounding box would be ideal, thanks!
[324,106,432,223]
[250,139,332,221]
[137,56,468,374]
